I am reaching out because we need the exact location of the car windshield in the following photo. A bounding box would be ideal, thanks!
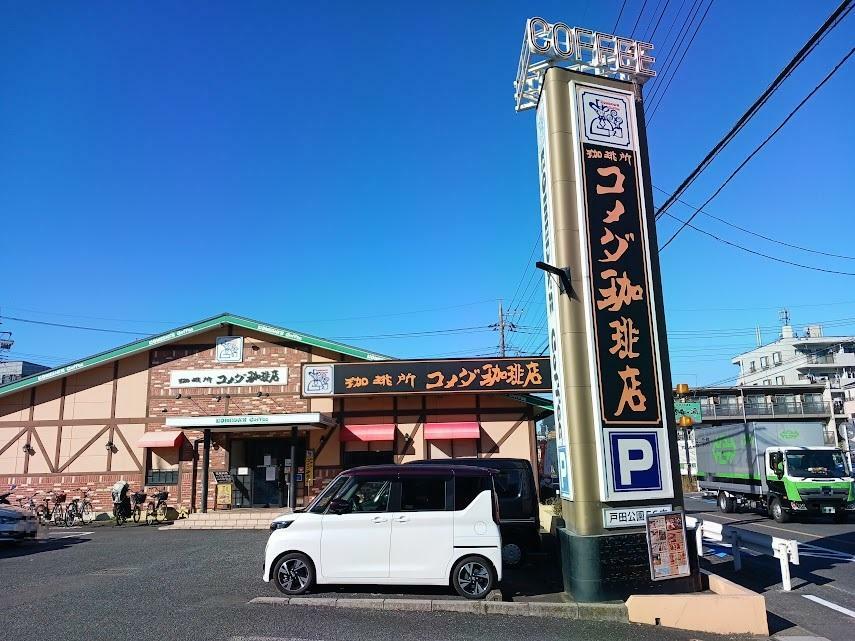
[307,475,349,514]
[785,450,848,478]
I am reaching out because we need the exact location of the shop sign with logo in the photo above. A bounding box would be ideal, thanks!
[169,367,287,388]
[574,82,672,502]
[301,358,551,397]
[216,336,243,363]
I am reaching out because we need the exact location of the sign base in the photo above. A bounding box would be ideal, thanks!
[556,526,702,602]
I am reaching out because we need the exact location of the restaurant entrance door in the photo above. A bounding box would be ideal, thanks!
[229,436,305,507]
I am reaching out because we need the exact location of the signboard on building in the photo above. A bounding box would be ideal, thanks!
[216,336,244,363]
[301,358,551,397]
[645,511,690,581]
[169,367,287,388]
[305,449,315,488]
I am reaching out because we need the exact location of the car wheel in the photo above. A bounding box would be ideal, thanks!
[770,497,790,523]
[273,553,315,596]
[451,555,495,600]
[717,491,734,514]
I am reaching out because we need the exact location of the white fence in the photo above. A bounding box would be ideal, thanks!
[686,516,800,591]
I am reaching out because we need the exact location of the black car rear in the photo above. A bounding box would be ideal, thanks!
[406,457,540,562]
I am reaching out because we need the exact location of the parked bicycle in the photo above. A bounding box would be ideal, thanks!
[130,489,147,523]
[64,488,95,526]
[35,491,67,526]
[145,488,169,525]
[15,494,39,516]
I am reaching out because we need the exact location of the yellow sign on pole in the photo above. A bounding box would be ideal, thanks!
[305,449,314,488]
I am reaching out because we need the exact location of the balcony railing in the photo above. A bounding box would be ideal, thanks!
[697,401,832,421]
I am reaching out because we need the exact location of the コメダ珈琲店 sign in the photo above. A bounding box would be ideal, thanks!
[301,358,551,397]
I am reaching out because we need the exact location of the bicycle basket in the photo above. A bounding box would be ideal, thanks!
[132,491,147,503]
[53,492,67,503]
[156,491,169,501]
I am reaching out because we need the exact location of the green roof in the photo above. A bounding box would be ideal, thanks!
[0,312,554,417]
[0,312,392,399]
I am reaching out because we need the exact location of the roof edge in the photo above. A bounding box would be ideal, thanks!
[0,312,392,399]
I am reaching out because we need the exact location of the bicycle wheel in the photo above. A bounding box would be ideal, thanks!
[36,505,47,525]
[64,508,74,527]
[132,505,141,523]
[82,501,94,524]
[157,503,168,522]
[53,505,65,526]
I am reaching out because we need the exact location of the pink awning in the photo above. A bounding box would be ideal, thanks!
[137,431,185,448]
[340,424,396,442]
[424,421,480,440]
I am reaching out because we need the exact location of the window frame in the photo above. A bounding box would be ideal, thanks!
[392,474,452,512]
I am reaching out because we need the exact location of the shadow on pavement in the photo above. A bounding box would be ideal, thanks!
[0,536,90,559]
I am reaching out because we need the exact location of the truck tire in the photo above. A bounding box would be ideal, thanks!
[717,491,735,514]
[770,497,790,523]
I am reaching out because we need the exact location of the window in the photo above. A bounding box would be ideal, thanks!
[342,450,393,469]
[308,475,350,514]
[773,351,782,365]
[775,376,785,385]
[749,361,756,373]
[336,478,391,513]
[494,469,523,499]
[763,379,771,385]
[760,356,769,369]
[145,469,178,485]
[454,475,490,510]
[400,476,447,511]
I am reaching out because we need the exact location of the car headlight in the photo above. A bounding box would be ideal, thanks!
[270,520,293,531]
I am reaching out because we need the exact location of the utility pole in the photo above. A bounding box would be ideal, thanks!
[493,300,519,357]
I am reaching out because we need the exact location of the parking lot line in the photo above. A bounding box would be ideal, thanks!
[57,531,94,539]
[803,595,855,619]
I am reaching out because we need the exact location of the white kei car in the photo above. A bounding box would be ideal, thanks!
[263,464,502,599]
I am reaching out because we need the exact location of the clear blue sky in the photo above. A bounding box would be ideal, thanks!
[1,1,853,387]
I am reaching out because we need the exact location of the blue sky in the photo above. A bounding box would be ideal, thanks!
[1,1,853,387]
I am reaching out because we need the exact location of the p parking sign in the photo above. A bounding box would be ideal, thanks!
[606,431,663,498]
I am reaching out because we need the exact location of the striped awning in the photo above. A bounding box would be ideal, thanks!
[424,421,480,440]
[340,424,396,442]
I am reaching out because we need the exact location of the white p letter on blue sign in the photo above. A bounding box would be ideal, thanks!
[609,432,662,492]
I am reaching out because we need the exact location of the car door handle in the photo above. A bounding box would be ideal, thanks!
[394,515,409,523]
[372,516,389,524]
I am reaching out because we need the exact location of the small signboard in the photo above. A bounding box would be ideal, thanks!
[674,401,702,424]
[295,473,304,482]
[215,483,233,509]
[645,510,690,581]
[305,449,315,487]
[212,471,232,484]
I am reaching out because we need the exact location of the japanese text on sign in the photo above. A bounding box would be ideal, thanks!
[302,358,552,397]
[581,141,660,425]
[169,367,288,389]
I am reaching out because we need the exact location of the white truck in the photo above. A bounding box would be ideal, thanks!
[695,421,855,523]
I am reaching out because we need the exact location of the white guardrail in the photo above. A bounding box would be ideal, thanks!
[686,516,800,591]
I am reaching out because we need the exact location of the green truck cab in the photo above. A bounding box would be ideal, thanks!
[695,421,855,523]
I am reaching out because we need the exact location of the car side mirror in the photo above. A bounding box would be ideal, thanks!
[328,498,352,515]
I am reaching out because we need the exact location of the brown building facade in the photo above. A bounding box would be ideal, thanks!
[0,314,551,514]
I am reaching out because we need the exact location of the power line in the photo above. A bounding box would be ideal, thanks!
[612,0,629,32]
[645,0,672,42]
[645,0,704,108]
[1,316,153,336]
[630,0,651,37]
[653,0,853,223]
[646,0,714,121]
[653,186,855,261]
[659,45,855,250]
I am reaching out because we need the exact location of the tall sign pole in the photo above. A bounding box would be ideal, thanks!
[516,18,694,601]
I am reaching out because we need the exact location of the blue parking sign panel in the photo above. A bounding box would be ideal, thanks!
[608,431,662,493]
[557,445,571,499]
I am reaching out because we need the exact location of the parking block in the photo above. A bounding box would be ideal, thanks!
[382,599,432,611]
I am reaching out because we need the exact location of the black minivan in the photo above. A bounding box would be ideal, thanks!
[407,457,540,564]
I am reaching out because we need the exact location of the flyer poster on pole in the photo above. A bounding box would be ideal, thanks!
[645,510,690,581]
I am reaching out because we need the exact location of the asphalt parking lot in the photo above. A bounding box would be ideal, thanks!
[0,524,755,641]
